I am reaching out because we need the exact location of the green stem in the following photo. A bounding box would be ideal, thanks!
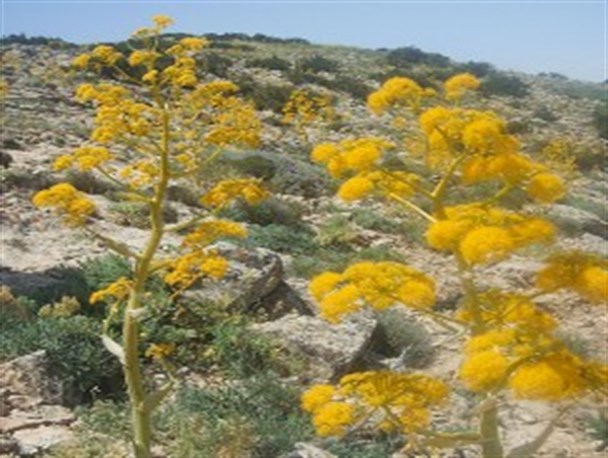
[122,100,171,458]
[480,398,504,458]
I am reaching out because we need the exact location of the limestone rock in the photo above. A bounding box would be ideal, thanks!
[548,204,608,239]
[282,442,337,458]
[0,351,64,405]
[184,246,299,316]
[251,312,377,381]
[13,425,74,456]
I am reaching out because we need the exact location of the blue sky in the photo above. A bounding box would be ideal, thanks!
[1,1,606,82]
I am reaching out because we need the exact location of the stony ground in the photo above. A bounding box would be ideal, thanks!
[1,39,606,457]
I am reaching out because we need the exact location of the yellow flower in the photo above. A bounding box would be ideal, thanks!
[32,183,96,226]
[90,277,132,304]
[425,219,470,251]
[145,343,175,360]
[53,155,73,171]
[459,226,515,265]
[72,53,90,69]
[199,255,228,280]
[152,15,174,29]
[576,266,608,303]
[527,172,566,203]
[184,220,247,247]
[337,176,374,201]
[301,384,336,413]
[200,179,269,209]
[128,50,158,67]
[509,354,585,401]
[460,350,509,392]
[312,402,355,437]
[309,272,343,301]
[368,77,426,114]
[444,73,480,100]
[319,284,361,323]
[179,37,209,51]
[311,143,338,163]
[91,45,122,65]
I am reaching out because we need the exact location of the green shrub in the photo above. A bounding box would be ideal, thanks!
[533,106,559,122]
[315,214,361,249]
[351,208,406,234]
[386,46,451,69]
[235,76,294,113]
[298,54,340,74]
[0,315,124,401]
[223,153,277,180]
[374,309,434,368]
[242,223,318,254]
[312,74,372,101]
[587,412,608,451]
[270,156,335,197]
[481,73,530,98]
[201,52,233,78]
[247,55,291,71]
[593,101,608,140]
[222,197,304,227]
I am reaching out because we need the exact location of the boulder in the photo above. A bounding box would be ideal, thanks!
[251,312,377,382]
[0,351,64,406]
[547,204,608,239]
[184,246,312,317]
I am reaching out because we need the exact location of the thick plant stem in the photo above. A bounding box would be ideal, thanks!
[122,107,171,458]
[123,290,151,458]
[480,400,504,458]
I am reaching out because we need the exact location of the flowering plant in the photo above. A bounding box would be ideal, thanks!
[304,74,607,457]
[33,16,268,458]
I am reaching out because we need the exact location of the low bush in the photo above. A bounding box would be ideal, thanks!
[593,101,608,140]
[247,55,291,72]
[0,314,124,401]
[297,54,340,74]
[222,197,304,227]
[234,76,294,113]
[481,72,530,97]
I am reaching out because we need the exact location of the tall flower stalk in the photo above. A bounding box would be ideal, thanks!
[303,74,607,457]
[33,16,268,458]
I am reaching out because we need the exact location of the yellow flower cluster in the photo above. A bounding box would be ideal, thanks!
[90,277,133,304]
[145,343,175,360]
[75,83,155,144]
[368,77,434,114]
[73,45,124,70]
[337,170,417,202]
[183,220,247,247]
[200,178,269,209]
[164,221,247,288]
[204,99,261,148]
[425,204,555,265]
[117,159,159,189]
[311,137,393,178]
[535,251,608,303]
[456,289,608,400]
[309,262,435,323]
[462,335,600,401]
[54,146,114,172]
[420,107,518,170]
[282,88,335,128]
[32,183,96,226]
[443,73,480,100]
[302,371,448,437]
[164,249,229,287]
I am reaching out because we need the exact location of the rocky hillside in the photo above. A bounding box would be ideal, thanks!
[0,32,607,457]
